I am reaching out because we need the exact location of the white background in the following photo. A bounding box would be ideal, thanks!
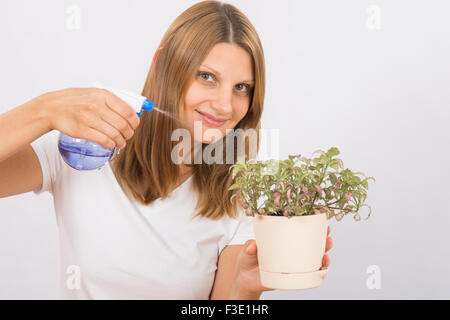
[0,0,449,299]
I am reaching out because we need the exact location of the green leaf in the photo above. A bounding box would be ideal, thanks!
[303,158,312,165]
[361,189,368,199]
[228,183,240,191]
[367,176,376,184]
[231,164,246,179]
[353,176,361,184]
[353,171,367,178]
[363,204,373,220]
[229,193,237,205]
[313,149,326,157]
[361,179,368,189]
[329,162,339,171]
[329,173,337,185]
[329,159,343,171]
[327,147,340,157]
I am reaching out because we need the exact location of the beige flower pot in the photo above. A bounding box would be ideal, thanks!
[253,212,329,290]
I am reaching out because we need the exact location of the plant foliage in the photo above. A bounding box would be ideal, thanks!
[228,147,375,221]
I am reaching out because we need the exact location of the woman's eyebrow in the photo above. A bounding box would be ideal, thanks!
[200,64,254,83]
[200,64,221,76]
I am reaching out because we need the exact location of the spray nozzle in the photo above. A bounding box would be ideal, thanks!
[93,81,154,117]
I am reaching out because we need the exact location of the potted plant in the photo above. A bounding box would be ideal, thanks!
[228,147,375,290]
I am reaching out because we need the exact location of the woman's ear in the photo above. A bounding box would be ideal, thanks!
[153,46,164,65]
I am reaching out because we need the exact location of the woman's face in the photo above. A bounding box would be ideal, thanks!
[180,42,254,144]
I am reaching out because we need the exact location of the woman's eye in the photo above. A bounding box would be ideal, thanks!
[197,72,252,94]
[198,72,214,82]
[235,83,250,93]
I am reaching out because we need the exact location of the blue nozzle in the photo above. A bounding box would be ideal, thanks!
[142,99,154,111]
[137,99,155,117]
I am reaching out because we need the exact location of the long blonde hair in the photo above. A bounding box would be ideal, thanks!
[110,0,265,220]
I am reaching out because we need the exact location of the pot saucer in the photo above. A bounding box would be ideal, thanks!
[260,269,329,290]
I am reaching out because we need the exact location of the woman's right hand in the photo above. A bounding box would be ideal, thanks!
[39,88,140,149]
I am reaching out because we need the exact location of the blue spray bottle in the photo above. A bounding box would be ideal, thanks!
[58,84,154,170]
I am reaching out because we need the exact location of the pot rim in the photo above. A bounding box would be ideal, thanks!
[253,212,327,222]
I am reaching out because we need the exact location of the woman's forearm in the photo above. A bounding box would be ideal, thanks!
[0,94,52,162]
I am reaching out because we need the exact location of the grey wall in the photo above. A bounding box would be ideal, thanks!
[0,0,449,299]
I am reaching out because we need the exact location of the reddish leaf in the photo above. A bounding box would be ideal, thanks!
[345,192,353,202]
[314,184,323,196]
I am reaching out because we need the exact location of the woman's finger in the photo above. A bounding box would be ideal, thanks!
[99,107,135,141]
[320,254,330,270]
[80,126,117,150]
[104,90,140,130]
[86,117,127,149]
[325,236,333,252]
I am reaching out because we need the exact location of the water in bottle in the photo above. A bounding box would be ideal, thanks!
[58,86,155,170]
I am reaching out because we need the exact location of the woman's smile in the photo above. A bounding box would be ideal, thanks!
[195,110,228,127]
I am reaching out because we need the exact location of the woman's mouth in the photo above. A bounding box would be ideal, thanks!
[196,110,227,127]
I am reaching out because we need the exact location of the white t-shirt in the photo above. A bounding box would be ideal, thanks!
[30,130,255,300]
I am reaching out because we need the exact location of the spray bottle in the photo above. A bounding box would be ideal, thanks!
[58,84,154,170]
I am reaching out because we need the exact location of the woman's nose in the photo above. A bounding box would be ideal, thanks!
[211,87,233,115]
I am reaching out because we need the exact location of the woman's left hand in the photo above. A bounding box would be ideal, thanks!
[235,226,333,294]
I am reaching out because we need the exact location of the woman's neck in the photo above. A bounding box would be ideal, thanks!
[178,162,193,180]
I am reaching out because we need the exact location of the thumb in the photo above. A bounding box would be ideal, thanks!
[245,239,257,255]
[238,240,258,271]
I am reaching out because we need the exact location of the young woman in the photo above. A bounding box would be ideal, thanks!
[0,0,332,299]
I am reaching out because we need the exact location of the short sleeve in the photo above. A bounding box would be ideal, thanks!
[30,130,62,195]
[227,208,256,246]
